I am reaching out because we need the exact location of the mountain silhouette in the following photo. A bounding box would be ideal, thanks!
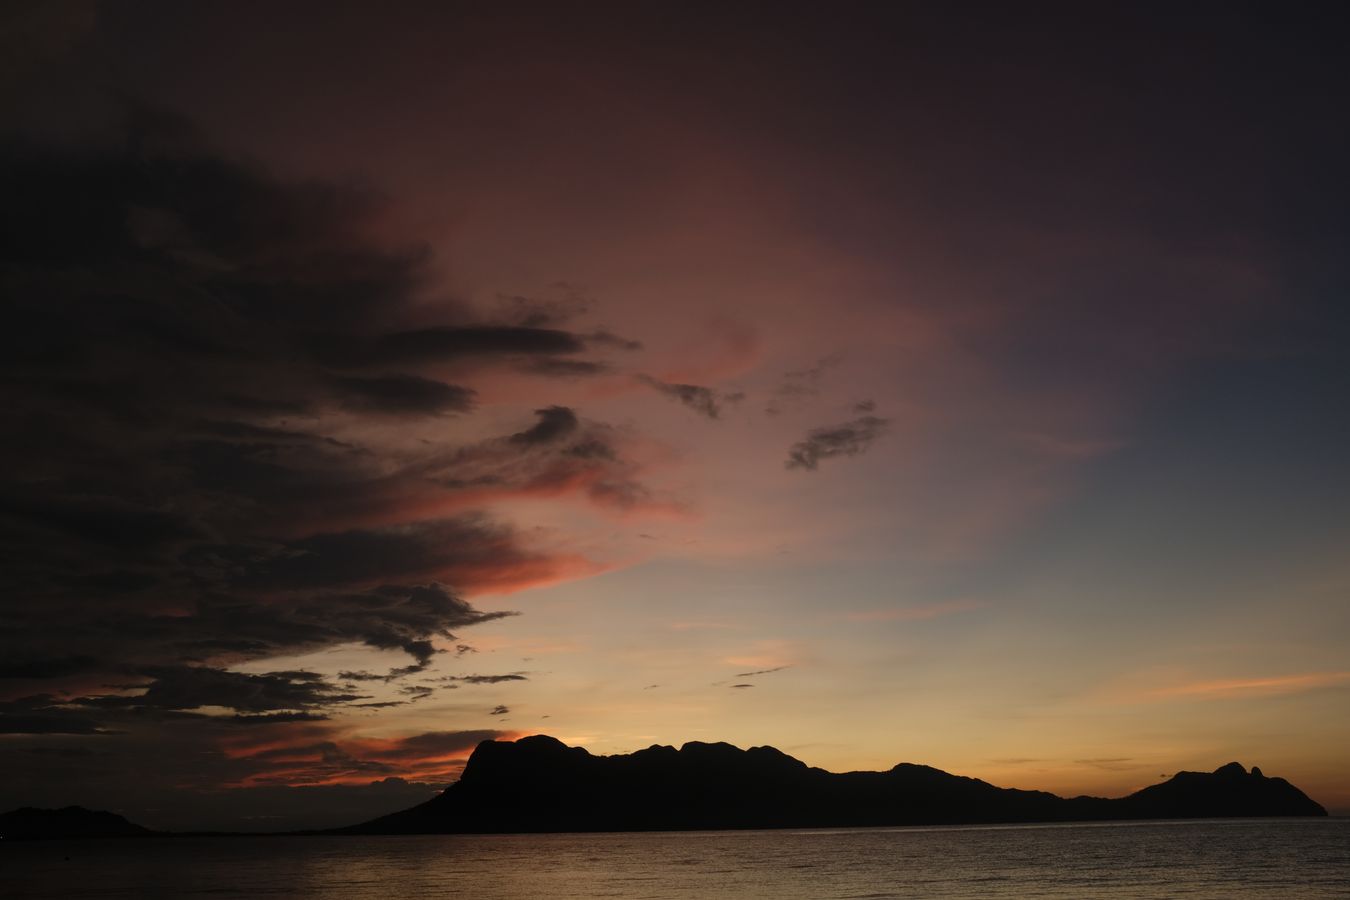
[345,735,1327,833]
[0,806,153,840]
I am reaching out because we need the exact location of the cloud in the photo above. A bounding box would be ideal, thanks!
[518,357,611,377]
[492,291,591,328]
[584,329,644,352]
[489,705,510,716]
[765,353,842,415]
[0,714,464,829]
[359,729,503,762]
[637,375,739,419]
[487,292,639,354]
[225,727,511,789]
[0,696,114,735]
[510,406,580,445]
[331,374,476,415]
[239,520,554,596]
[0,113,643,742]
[734,666,790,678]
[1149,671,1350,700]
[1074,758,1142,771]
[0,656,101,679]
[80,666,364,714]
[442,674,529,685]
[321,325,588,369]
[785,415,889,470]
[843,599,984,623]
[57,580,517,679]
[376,406,660,518]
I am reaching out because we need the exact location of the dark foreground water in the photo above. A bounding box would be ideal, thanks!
[4,819,1348,899]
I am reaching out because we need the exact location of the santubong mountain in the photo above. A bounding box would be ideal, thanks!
[346,735,1326,834]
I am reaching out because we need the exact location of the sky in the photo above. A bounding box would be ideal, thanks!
[2,1,1348,830]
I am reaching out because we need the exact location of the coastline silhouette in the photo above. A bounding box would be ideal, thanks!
[3,736,1326,840]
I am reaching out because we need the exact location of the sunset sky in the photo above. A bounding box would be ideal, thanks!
[3,2,1348,830]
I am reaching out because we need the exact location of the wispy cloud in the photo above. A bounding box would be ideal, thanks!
[785,415,888,470]
[636,374,742,420]
[844,599,984,623]
[725,640,801,670]
[734,665,791,678]
[1074,757,1142,772]
[1149,671,1350,699]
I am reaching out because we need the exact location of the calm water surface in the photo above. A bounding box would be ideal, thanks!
[5,819,1348,899]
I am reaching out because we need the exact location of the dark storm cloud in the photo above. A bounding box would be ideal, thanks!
[2,668,360,736]
[637,375,739,419]
[331,374,476,415]
[49,580,517,680]
[1,492,204,553]
[785,415,889,471]
[80,666,364,714]
[0,656,101,679]
[0,696,113,735]
[239,521,545,598]
[0,113,643,736]
[318,325,588,369]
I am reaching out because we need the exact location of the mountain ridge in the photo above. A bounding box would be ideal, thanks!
[345,734,1327,833]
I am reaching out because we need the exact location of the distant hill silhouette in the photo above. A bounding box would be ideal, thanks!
[0,806,153,840]
[345,735,1327,833]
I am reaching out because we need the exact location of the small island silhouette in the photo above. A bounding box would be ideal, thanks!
[2,736,1326,839]
[0,806,152,840]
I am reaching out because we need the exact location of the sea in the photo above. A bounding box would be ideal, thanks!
[4,819,1348,898]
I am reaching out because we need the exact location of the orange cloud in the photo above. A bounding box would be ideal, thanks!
[221,726,526,788]
[1149,671,1350,699]
[453,552,612,597]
